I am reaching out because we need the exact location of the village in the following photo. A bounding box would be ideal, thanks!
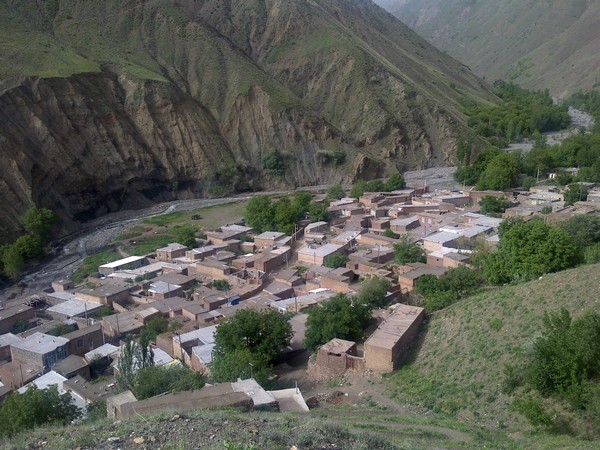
[1,177,599,419]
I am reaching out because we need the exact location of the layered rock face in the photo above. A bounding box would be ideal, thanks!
[0,0,494,241]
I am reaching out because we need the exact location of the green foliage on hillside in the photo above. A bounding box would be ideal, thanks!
[564,183,589,205]
[324,254,348,269]
[483,218,581,284]
[0,207,56,279]
[0,386,80,437]
[350,174,406,199]
[391,263,600,439]
[414,267,484,312]
[464,81,570,147]
[245,192,315,234]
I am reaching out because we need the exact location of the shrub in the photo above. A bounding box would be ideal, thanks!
[213,279,232,291]
[324,254,348,269]
[393,235,426,264]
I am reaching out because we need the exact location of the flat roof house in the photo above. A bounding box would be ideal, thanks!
[11,332,70,370]
[297,244,343,266]
[156,243,188,262]
[0,305,35,334]
[364,304,424,373]
[77,285,130,306]
[99,256,146,276]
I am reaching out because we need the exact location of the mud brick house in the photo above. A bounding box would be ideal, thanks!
[156,243,188,262]
[364,304,425,373]
[63,324,104,357]
[77,285,130,306]
[308,338,363,380]
[0,305,35,334]
[11,332,70,370]
[99,256,146,276]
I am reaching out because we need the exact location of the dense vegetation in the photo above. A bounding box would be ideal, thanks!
[304,278,391,351]
[350,174,406,199]
[245,192,314,234]
[414,267,484,312]
[0,386,80,437]
[211,309,293,384]
[463,81,570,148]
[0,207,56,279]
[393,235,426,265]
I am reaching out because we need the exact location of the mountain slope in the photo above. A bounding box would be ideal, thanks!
[376,0,600,96]
[0,0,492,242]
[390,263,600,441]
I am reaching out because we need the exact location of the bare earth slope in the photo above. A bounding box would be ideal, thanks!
[0,0,493,241]
[376,0,600,96]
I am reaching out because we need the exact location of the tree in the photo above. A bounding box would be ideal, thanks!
[382,228,397,239]
[308,203,329,222]
[212,309,292,381]
[304,294,371,352]
[11,318,29,334]
[263,151,285,176]
[293,191,312,214]
[1,244,25,279]
[476,152,520,190]
[324,254,348,269]
[326,184,345,200]
[356,277,391,308]
[48,324,74,337]
[414,266,484,312]
[132,365,206,400]
[274,196,299,234]
[139,317,168,343]
[484,219,581,284]
[210,349,270,385]
[527,309,600,401]
[478,196,512,216]
[117,335,154,389]
[245,196,275,233]
[393,235,426,264]
[564,183,589,205]
[384,173,406,191]
[350,180,367,199]
[365,179,385,192]
[12,235,43,259]
[174,225,197,248]
[213,279,231,291]
[20,207,56,243]
[0,385,80,437]
[559,215,600,248]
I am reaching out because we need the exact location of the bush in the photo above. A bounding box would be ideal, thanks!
[414,266,484,312]
[308,203,329,222]
[263,151,285,176]
[173,225,197,248]
[245,196,275,233]
[564,183,589,205]
[213,279,232,291]
[384,173,406,191]
[393,235,426,264]
[324,254,348,269]
[479,196,512,216]
[0,385,80,437]
[132,365,206,400]
[512,396,554,428]
[326,184,345,200]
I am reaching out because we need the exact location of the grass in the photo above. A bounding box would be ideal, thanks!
[71,247,121,283]
[389,263,600,440]
[142,201,247,229]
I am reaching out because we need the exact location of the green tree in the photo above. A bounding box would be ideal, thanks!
[304,294,371,352]
[414,266,484,312]
[384,173,406,191]
[393,235,426,265]
[478,196,512,216]
[350,180,367,199]
[0,385,80,437]
[365,179,385,192]
[527,309,600,400]
[139,317,168,343]
[274,196,299,234]
[293,191,312,214]
[476,152,520,190]
[564,183,589,205]
[117,335,154,389]
[356,277,391,308]
[326,184,345,200]
[132,365,206,400]
[484,219,581,284]
[584,243,600,264]
[211,348,270,385]
[558,215,600,248]
[324,254,348,269]
[308,203,329,222]
[47,324,74,337]
[263,151,285,176]
[174,225,197,248]
[12,235,43,259]
[382,228,397,239]
[1,244,25,279]
[20,207,56,243]
[11,318,29,334]
[213,279,232,291]
[245,196,275,233]
[213,309,292,366]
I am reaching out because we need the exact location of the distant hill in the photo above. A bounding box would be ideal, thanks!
[376,0,600,96]
[0,0,493,241]
[390,263,600,441]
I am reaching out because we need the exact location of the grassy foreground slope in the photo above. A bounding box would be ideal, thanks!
[391,263,600,444]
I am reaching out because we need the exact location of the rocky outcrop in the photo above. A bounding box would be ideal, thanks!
[0,0,495,241]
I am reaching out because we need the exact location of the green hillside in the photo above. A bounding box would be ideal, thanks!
[390,263,600,444]
[376,0,600,96]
